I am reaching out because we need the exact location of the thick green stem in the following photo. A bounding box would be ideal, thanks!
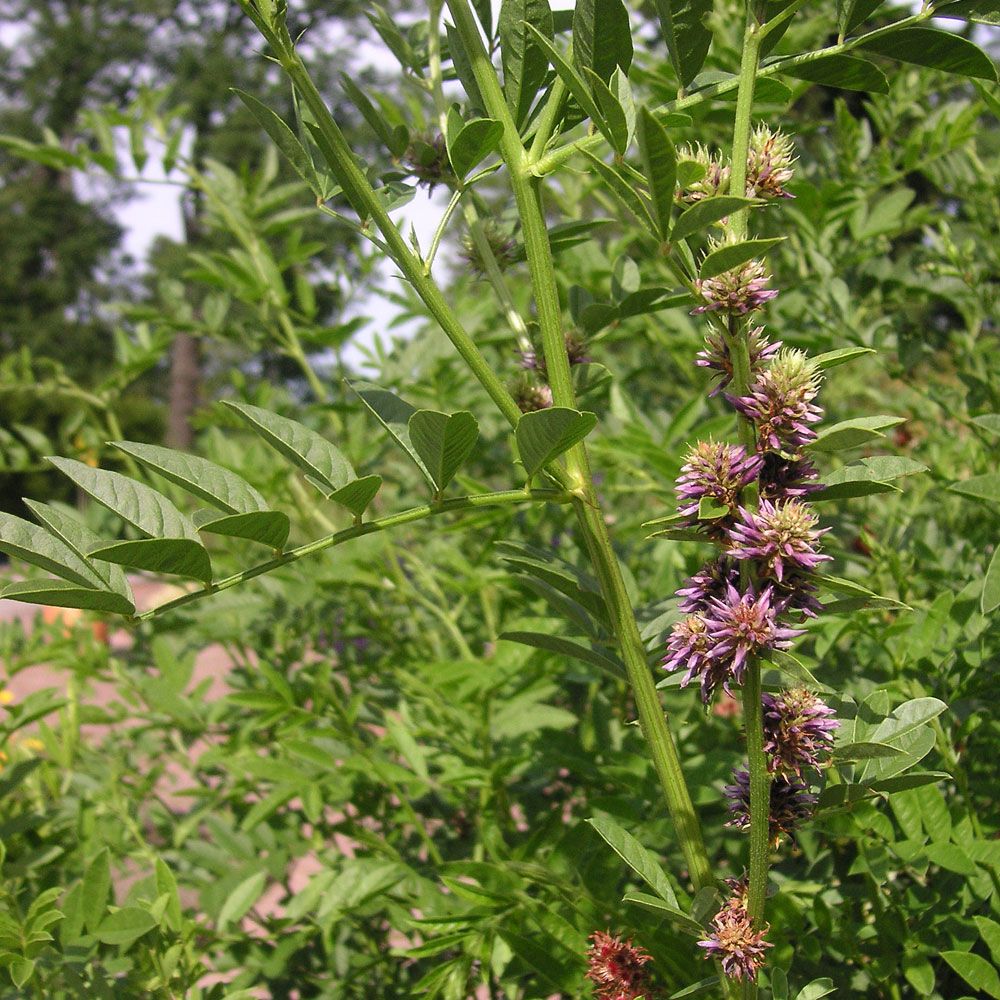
[725,16,771,983]
[444,0,713,891]
[728,15,762,241]
[136,489,569,620]
[268,27,524,428]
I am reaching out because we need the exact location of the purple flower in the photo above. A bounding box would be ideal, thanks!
[676,558,739,613]
[696,326,780,396]
[725,766,816,844]
[758,452,822,501]
[770,571,823,619]
[746,125,796,200]
[727,499,831,584]
[693,255,778,316]
[675,442,763,525]
[763,688,839,776]
[698,882,773,982]
[703,584,803,687]
[663,614,716,693]
[585,930,654,1000]
[728,348,823,453]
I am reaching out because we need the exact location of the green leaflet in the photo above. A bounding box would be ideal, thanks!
[498,0,553,128]
[860,26,998,83]
[48,457,201,541]
[407,410,479,492]
[653,0,713,88]
[515,406,598,477]
[112,440,269,514]
[571,0,633,85]
[636,106,676,239]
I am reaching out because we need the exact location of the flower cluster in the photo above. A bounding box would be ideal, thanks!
[676,143,730,203]
[746,125,796,200]
[675,442,763,527]
[725,767,816,845]
[459,220,518,276]
[762,687,839,776]
[403,132,453,190]
[696,325,779,395]
[585,931,656,1000]
[728,348,823,452]
[698,879,773,981]
[693,246,778,316]
[519,331,589,375]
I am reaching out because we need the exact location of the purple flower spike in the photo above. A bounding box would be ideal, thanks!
[698,881,773,982]
[676,558,739,613]
[675,442,764,524]
[728,348,823,453]
[696,326,780,396]
[703,584,803,687]
[763,688,840,776]
[727,499,832,584]
[725,766,816,844]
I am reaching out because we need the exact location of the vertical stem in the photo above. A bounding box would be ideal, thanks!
[444,0,713,891]
[728,13,763,242]
[725,18,770,994]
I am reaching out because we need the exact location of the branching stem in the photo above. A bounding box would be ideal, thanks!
[135,489,570,620]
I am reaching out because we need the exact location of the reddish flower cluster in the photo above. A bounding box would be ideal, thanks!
[585,931,656,1000]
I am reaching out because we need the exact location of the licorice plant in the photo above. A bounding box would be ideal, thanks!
[1,0,995,996]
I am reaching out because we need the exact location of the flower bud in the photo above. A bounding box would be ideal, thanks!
[693,238,779,315]
[676,143,730,203]
[747,124,796,199]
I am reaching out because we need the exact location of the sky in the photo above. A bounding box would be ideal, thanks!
[112,0,576,369]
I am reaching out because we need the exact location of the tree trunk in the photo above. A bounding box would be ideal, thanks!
[165,332,200,449]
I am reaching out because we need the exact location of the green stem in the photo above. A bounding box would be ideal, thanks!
[728,14,763,241]
[267,24,525,429]
[527,76,567,165]
[279,312,329,402]
[445,0,714,892]
[725,18,771,985]
[135,489,570,620]
[530,8,934,176]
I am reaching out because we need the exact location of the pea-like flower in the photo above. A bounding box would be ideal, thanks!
[675,442,763,524]
[664,614,715,694]
[725,766,816,844]
[698,881,773,982]
[459,220,517,276]
[703,583,804,685]
[676,142,731,204]
[727,499,831,583]
[747,124,796,200]
[676,557,739,614]
[585,930,655,1000]
[728,348,823,452]
[696,326,780,395]
[693,253,779,316]
[763,688,839,776]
